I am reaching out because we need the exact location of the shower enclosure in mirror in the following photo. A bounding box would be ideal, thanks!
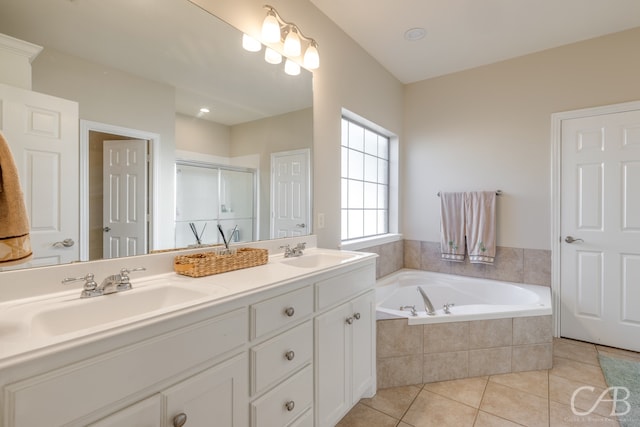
[175,162,257,248]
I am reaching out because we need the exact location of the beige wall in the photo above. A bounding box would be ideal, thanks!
[403,27,640,250]
[175,113,231,157]
[190,0,405,249]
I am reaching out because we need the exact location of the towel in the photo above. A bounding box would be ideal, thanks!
[0,131,32,265]
[440,192,466,262]
[465,191,496,264]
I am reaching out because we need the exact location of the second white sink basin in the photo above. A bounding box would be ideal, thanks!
[279,252,357,269]
[29,285,211,337]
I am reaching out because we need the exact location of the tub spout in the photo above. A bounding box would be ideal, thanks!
[417,286,436,316]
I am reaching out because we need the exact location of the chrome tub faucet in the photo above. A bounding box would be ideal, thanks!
[417,286,436,316]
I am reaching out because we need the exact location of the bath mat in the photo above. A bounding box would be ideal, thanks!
[598,354,640,427]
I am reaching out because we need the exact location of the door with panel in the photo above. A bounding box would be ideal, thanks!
[0,83,79,267]
[560,108,640,351]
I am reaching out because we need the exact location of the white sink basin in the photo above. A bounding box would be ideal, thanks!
[29,285,211,337]
[279,252,357,269]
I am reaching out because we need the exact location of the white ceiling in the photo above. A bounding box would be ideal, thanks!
[310,0,640,84]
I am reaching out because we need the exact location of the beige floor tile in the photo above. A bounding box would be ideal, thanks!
[402,390,478,427]
[549,400,619,427]
[480,381,549,427]
[397,423,414,427]
[474,411,523,427]
[423,376,488,408]
[553,339,600,366]
[336,403,399,427]
[550,357,607,388]
[554,338,596,350]
[360,385,422,419]
[549,375,616,419]
[489,370,549,399]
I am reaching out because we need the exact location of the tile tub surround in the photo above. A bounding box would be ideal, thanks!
[404,240,552,287]
[376,315,553,388]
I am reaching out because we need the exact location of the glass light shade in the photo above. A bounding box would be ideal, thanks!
[242,34,262,52]
[303,44,320,69]
[261,13,281,43]
[264,47,282,65]
[284,59,301,76]
[283,28,301,57]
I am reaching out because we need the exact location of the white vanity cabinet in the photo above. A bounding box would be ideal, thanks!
[314,266,376,427]
[0,250,377,427]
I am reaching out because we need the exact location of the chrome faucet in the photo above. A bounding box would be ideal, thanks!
[417,286,436,316]
[280,242,306,258]
[62,267,146,298]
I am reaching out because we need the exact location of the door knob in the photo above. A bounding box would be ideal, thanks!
[103,227,111,232]
[53,238,75,248]
[296,223,306,228]
[564,236,584,244]
[173,413,187,427]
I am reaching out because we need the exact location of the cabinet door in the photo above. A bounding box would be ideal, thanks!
[315,303,351,427]
[164,354,248,427]
[350,291,375,403]
[88,395,162,427]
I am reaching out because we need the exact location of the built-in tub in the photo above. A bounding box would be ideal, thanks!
[375,269,553,388]
[376,269,551,324]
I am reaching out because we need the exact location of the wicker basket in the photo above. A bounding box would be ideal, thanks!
[174,247,269,277]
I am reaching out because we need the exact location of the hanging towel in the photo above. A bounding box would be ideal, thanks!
[440,192,466,262]
[465,191,496,264]
[0,131,32,265]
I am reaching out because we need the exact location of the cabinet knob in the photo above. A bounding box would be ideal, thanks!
[284,307,295,317]
[346,317,354,325]
[353,312,361,320]
[285,350,295,361]
[285,400,295,411]
[173,413,187,427]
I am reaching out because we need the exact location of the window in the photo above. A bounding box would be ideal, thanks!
[341,116,390,241]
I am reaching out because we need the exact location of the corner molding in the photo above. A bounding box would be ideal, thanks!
[0,33,43,62]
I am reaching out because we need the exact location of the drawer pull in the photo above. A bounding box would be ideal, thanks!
[285,400,295,411]
[285,350,295,361]
[284,307,295,317]
[346,316,354,325]
[353,312,361,320]
[173,413,188,427]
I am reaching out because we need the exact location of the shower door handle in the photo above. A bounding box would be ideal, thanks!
[564,236,584,244]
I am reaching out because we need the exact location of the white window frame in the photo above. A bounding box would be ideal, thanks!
[340,109,400,251]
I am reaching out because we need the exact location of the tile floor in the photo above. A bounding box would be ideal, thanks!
[337,338,640,427]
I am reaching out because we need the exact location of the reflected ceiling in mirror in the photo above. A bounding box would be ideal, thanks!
[0,0,312,126]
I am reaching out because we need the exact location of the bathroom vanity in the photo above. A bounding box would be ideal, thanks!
[0,244,376,427]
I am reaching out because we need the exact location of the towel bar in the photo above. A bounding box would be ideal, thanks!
[437,190,502,197]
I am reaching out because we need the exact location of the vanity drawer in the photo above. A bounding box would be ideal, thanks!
[251,321,312,395]
[5,308,247,427]
[251,365,313,427]
[315,265,375,310]
[250,286,313,339]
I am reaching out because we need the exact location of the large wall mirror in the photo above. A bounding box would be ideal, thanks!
[0,0,313,270]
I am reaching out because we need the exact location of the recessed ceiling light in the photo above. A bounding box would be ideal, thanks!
[404,27,426,41]
[199,107,210,113]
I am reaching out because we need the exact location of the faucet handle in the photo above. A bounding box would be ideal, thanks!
[62,273,101,298]
[118,267,146,291]
[295,242,306,250]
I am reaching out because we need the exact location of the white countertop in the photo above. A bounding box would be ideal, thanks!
[0,248,376,368]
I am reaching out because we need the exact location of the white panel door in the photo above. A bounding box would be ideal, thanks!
[0,83,79,268]
[271,149,310,238]
[561,109,640,351]
[103,139,147,258]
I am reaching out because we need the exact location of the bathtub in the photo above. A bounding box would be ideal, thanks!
[376,269,551,325]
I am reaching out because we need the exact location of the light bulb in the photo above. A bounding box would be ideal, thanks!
[242,34,262,52]
[261,12,281,43]
[283,27,301,57]
[303,43,319,69]
[264,47,282,65]
[284,59,301,76]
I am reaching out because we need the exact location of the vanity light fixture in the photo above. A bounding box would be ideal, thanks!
[260,5,320,70]
[284,59,300,76]
[264,47,282,64]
